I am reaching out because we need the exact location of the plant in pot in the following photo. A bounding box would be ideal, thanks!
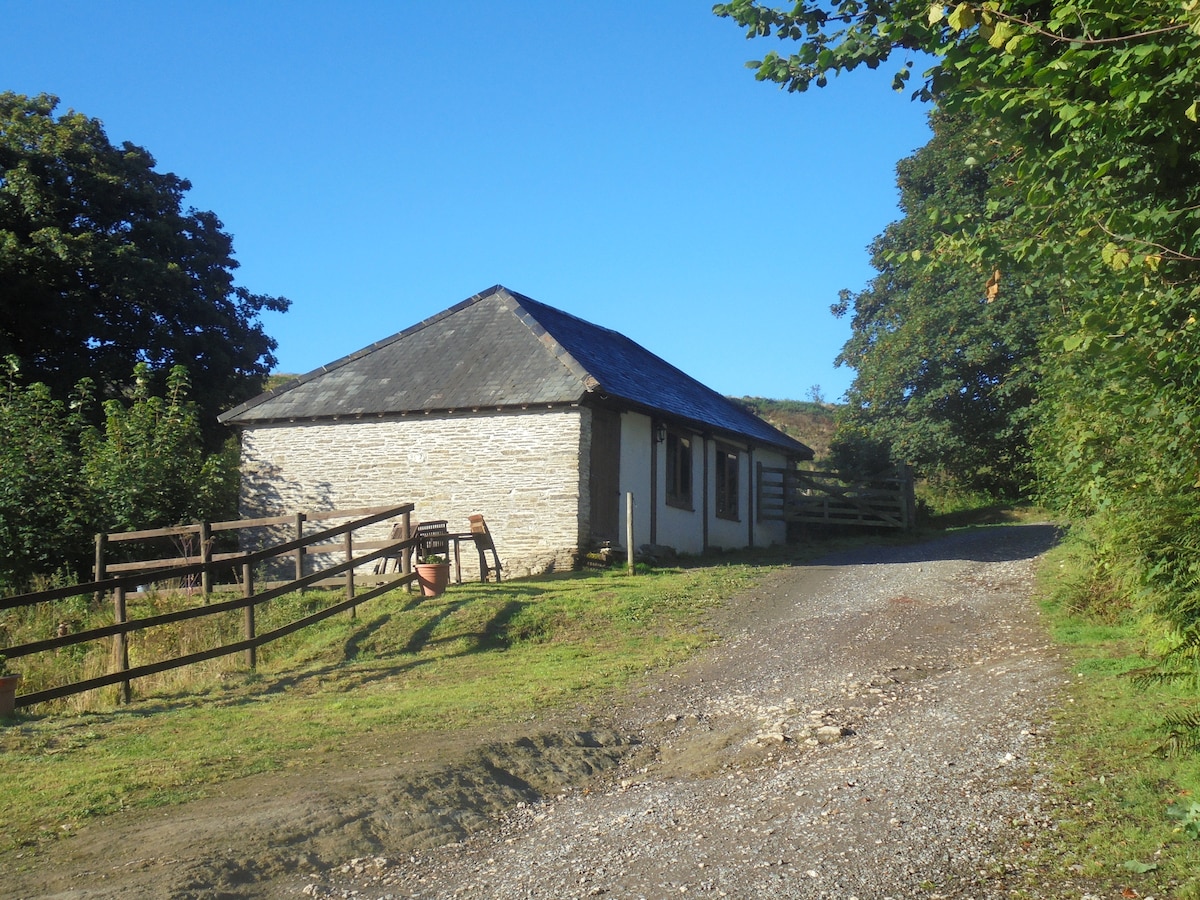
[0,654,20,718]
[415,553,450,598]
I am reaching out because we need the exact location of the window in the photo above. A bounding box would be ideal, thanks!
[716,446,739,520]
[665,430,693,509]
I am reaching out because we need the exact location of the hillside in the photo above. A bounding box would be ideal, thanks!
[732,396,837,463]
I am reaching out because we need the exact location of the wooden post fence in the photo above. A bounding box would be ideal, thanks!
[199,521,213,597]
[113,585,131,704]
[294,513,306,586]
[242,561,256,669]
[2,503,420,711]
[626,492,635,575]
[344,530,356,618]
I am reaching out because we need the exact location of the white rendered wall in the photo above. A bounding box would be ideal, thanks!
[616,411,653,554]
[655,431,705,554]
[616,413,794,556]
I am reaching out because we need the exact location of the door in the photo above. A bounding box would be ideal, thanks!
[588,407,622,542]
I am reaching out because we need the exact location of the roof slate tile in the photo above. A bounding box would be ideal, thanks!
[220,286,811,457]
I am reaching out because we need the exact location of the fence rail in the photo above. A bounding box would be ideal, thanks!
[757,465,916,530]
[1,503,418,711]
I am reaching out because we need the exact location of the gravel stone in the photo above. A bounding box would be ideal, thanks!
[306,524,1066,900]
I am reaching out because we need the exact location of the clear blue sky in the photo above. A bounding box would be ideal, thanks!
[5,2,931,404]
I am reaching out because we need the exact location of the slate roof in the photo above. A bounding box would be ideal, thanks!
[220,285,812,458]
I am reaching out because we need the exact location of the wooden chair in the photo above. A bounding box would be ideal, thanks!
[374,522,409,574]
[415,520,450,561]
[468,514,502,582]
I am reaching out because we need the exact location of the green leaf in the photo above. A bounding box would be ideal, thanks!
[1122,860,1158,873]
[1101,242,1132,271]
[928,3,945,25]
[947,3,976,31]
[988,21,1016,50]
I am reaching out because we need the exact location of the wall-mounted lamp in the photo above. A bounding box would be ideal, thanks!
[655,422,667,444]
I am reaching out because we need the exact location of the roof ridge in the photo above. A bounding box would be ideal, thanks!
[502,289,601,393]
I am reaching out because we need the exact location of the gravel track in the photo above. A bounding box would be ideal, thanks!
[307,523,1066,900]
[9,524,1065,899]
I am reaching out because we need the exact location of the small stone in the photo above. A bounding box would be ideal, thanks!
[816,726,842,744]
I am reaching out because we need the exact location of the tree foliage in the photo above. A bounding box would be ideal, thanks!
[714,0,1200,286]
[0,357,93,588]
[716,1,1200,630]
[83,363,240,536]
[0,360,239,594]
[0,92,289,440]
[831,109,1055,496]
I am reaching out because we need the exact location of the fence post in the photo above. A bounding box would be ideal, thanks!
[242,561,256,669]
[401,510,413,587]
[626,492,635,575]
[93,532,107,604]
[199,521,212,599]
[902,463,917,529]
[345,531,356,618]
[294,513,306,588]
[113,585,131,704]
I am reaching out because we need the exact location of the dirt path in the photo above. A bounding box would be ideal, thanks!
[10,524,1064,899]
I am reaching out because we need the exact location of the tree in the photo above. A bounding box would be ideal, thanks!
[0,359,241,592]
[0,92,289,440]
[0,356,93,591]
[713,1,1200,295]
[83,363,240,535]
[832,109,1055,497]
[715,1,1200,630]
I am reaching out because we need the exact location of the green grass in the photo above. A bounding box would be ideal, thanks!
[1034,540,1200,900]
[0,562,764,854]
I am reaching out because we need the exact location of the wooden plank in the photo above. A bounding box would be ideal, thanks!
[106,523,203,543]
[105,551,243,574]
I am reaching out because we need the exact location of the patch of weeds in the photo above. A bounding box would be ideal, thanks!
[1166,800,1200,840]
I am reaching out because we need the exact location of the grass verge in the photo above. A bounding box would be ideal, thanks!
[1033,539,1200,900]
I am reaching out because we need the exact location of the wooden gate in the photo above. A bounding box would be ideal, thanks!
[757,464,916,529]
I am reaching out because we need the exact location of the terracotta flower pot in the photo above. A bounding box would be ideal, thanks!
[415,562,450,597]
[0,674,21,717]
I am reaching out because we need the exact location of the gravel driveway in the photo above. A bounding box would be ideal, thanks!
[309,523,1065,900]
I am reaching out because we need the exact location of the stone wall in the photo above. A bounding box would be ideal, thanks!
[237,407,587,578]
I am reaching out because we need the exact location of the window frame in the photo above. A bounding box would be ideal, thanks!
[664,429,694,510]
[715,444,740,521]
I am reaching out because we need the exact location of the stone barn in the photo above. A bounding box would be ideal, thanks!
[219,285,813,577]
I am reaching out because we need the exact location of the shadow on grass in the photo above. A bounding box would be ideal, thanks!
[99,593,538,715]
[403,598,471,654]
[342,613,393,660]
